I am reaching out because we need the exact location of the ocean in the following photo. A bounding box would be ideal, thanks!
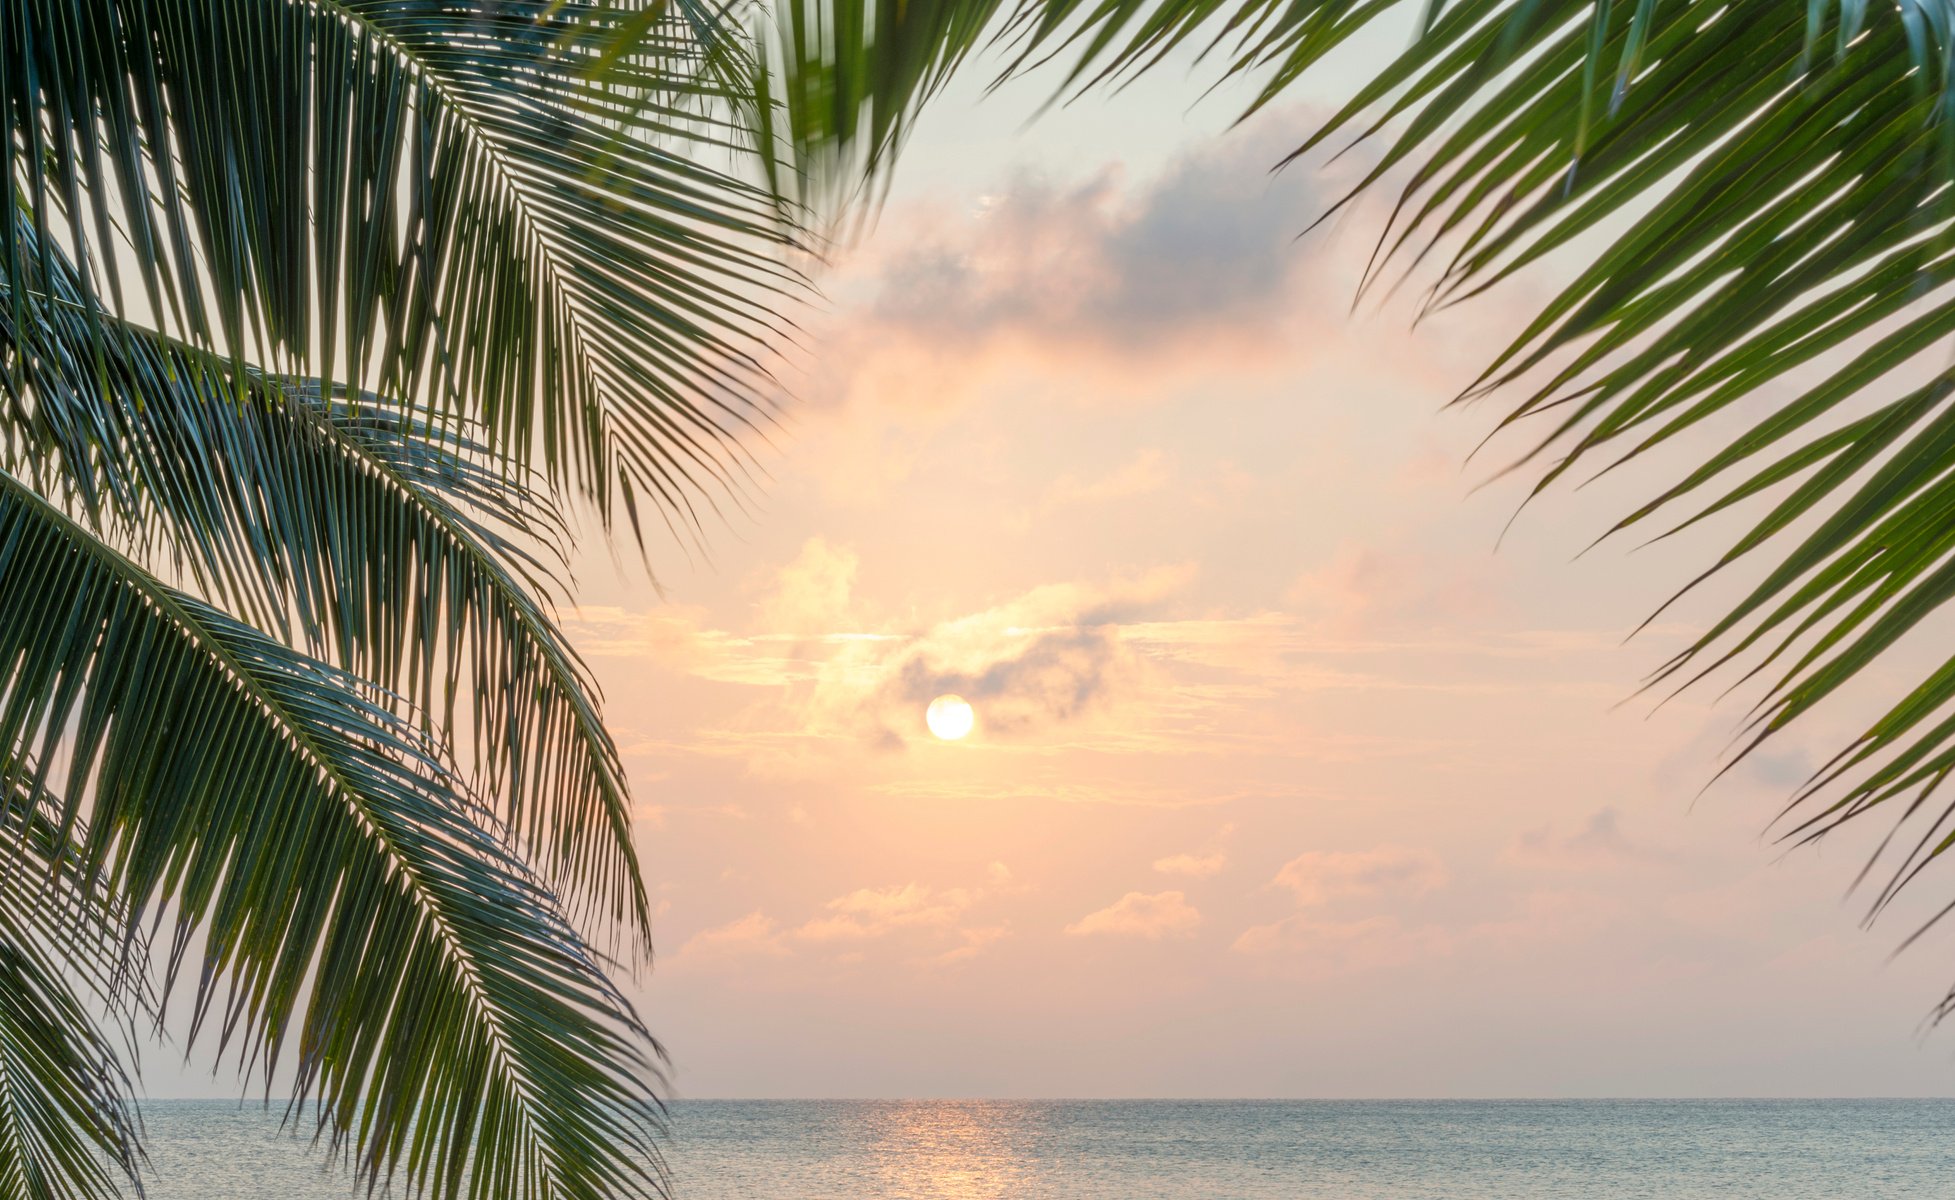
[137,1098,1955,1198]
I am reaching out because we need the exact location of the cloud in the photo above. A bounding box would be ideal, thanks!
[630,800,748,829]
[1154,822,1235,877]
[675,912,788,960]
[681,865,1023,969]
[1507,808,1668,869]
[576,532,1638,775]
[810,565,1194,744]
[1286,543,1496,636]
[755,537,859,637]
[870,780,1296,809]
[1273,847,1449,907]
[863,125,1325,356]
[1065,890,1202,939]
[796,883,978,942]
[579,559,1337,768]
[928,925,1011,967]
[1153,852,1228,878]
[889,625,1130,732]
[562,604,830,688]
[1039,448,1174,511]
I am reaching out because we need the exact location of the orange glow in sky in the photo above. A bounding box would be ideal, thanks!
[533,64,1955,1102]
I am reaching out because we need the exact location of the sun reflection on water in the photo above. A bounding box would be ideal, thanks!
[863,1101,1035,1199]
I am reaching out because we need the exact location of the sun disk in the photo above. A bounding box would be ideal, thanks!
[926,694,975,741]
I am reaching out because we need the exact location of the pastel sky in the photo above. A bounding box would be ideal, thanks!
[532,53,1955,1100]
[155,41,1955,1100]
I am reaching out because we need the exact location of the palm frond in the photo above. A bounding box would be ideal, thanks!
[743,0,1008,213]
[0,790,147,1200]
[0,471,666,1199]
[2,213,647,943]
[0,940,140,1200]
[1233,0,1955,949]
[3,0,800,540]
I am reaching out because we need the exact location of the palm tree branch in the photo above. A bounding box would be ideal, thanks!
[0,467,667,1199]
[0,939,141,1200]
[5,0,802,542]
[0,782,147,1200]
[1,219,650,947]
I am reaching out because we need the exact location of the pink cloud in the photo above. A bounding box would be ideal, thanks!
[754,537,861,637]
[1040,448,1175,511]
[676,865,1025,972]
[796,883,977,942]
[675,912,788,960]
[927,925,1012,967]
[1274,847,1449,907]
[1065,890,1203,939]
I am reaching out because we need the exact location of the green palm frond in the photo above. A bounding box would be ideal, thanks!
[759,0,1955,982]
[744,0,1008,212]
[0,473,665,1198]
[0,794,146,1200]
[4,0,798,538]
[3,214,646,941]
[0,941,140,1200]
[0,2,853,1190]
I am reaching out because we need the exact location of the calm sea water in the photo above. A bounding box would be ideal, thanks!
[137,1098,1955,1198]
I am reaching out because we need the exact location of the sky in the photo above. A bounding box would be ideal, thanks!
[521,48,1955,1100]
[134,37,1955,1103]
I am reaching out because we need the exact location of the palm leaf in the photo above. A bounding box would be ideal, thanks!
[0,941,140,1200]
[744,0,1009,213]
[0,792,146,1200]
[0,471,666,1199]
[3,0,799,540]
[2,213,647,942]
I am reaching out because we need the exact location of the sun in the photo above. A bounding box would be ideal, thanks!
[925,694,975,741]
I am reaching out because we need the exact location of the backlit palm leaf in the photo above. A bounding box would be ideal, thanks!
[3,0,793,536]
[3,214,646,940]
[755,0,1955,995]
[0,941,139,1200]
[0,474,665,1198]
[0,1,826,1194]
[0,797,146,1200]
